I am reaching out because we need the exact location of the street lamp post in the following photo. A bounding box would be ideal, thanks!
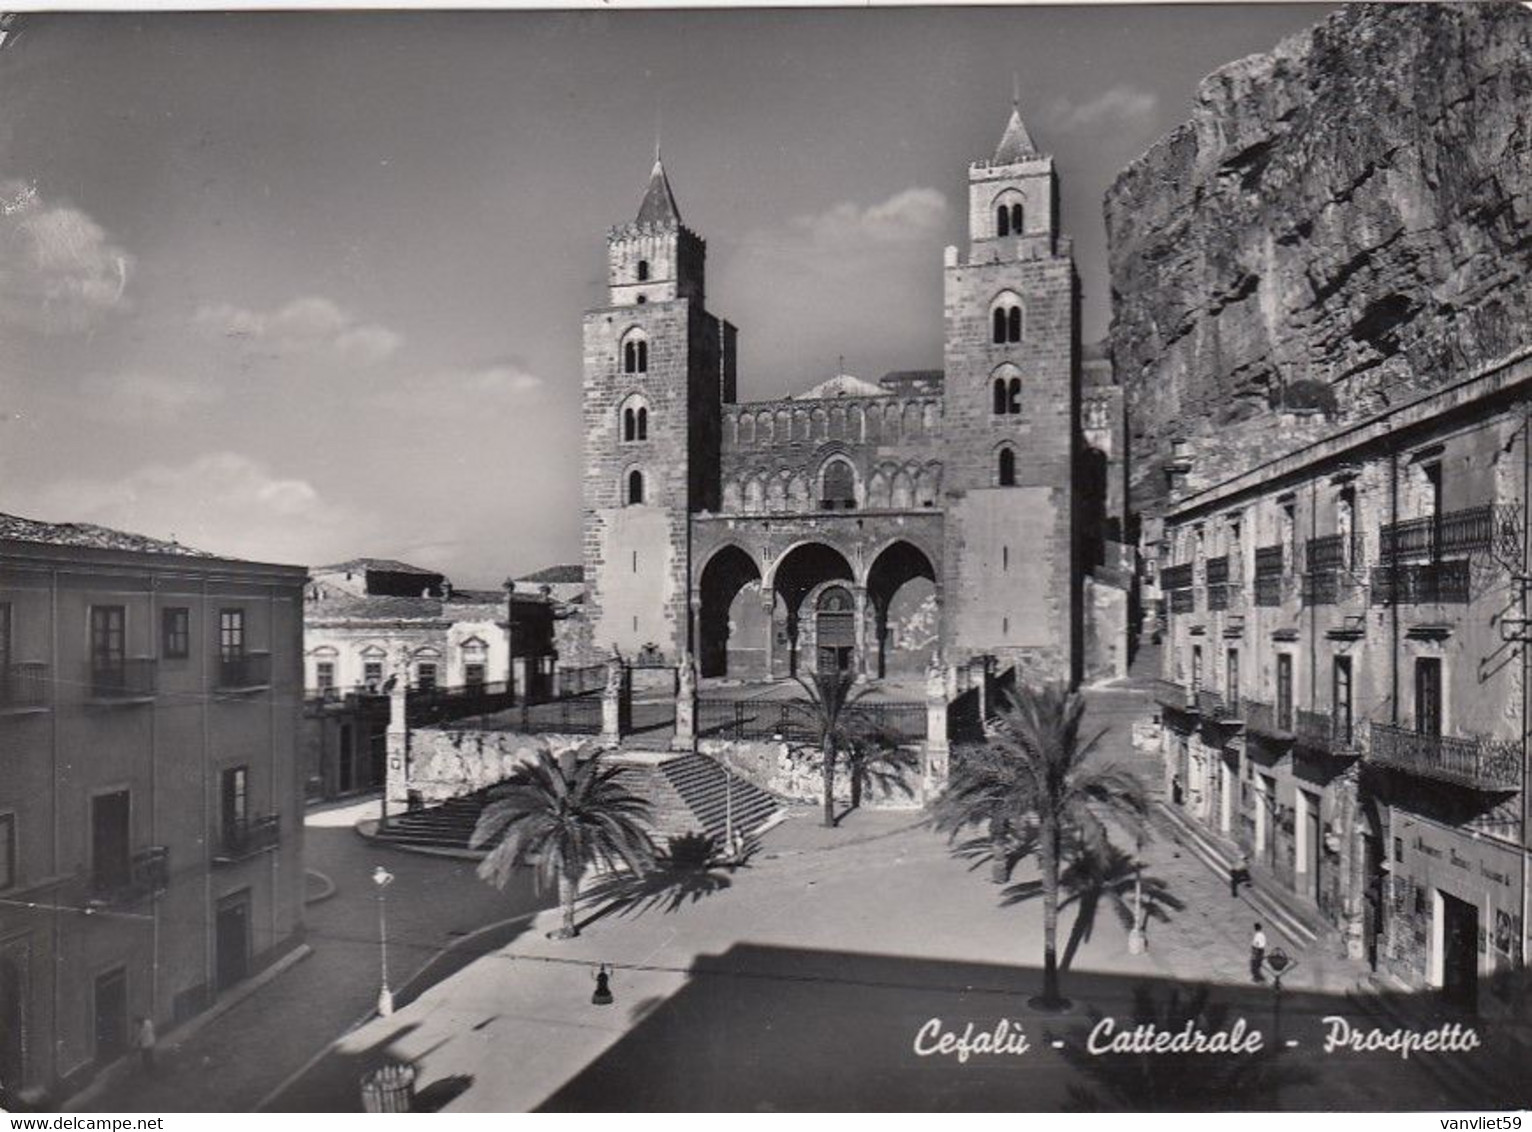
[1264,948,1297,1049]
[373,865,396,1016]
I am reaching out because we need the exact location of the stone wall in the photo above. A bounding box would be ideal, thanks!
[699,737,926,810]
[1106,3,1532,514]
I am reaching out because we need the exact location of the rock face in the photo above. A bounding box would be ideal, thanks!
[1106,3,1532,511]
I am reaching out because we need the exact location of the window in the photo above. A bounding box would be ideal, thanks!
[1281,501,1297,574]
[623,336,649,374]
[363,661,384,691]
[1337,488,1356,568]
[91,790,131,891]
[465,663,486,687]
[1277,653,1294,732]
[1226,648,1240,707]
[821,461,856,510]
[162,607,190,660]
[992,296,1023,344]
[315,661,335,692]
[90,606,126,672]
[995,199,1023,237]
[991,375,1021,415]
[997,446,1016,487]
[637,260,650,282]
[1414,657,1441,737]
[219,609,245,660]
[0,812,13,890]
[635,407,648,440]
[626,469,645,506]
[221,766,248,834]
[1191,645,1203,692]
[416,663,438,692]
[1002,545,1009,571]
[1334,656,1353,745]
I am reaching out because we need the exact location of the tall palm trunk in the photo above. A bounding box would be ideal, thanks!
[1039,816,1062,1005]
[988,817,1009,883]
[822,734,836,828]
[559,867,579,938]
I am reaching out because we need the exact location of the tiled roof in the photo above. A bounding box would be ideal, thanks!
[517,564,583,584]
[635,156,682,226]
[0,512,214,557]
[306,592,447,621]
[314,557,440,576]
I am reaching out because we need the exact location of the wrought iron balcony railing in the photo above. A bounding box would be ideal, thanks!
[217,651,272,690]
[1301,570,1361,606]
[1161,562,1194,591]
[1169,587,1196,614]
[90,846,170,905]
[87,658,158,701]
[1379,504,1519,563]
[1207,583,1230,612]
[214,814,281,863]
[1197,688,1242,725]
[1295,707,1358,754]
[1369,560,1471,605]
[1367,722,1521,792]
[1205,555,1229,585]
[1305,532,1360,572]
[1153,680,1197,713]
[0,662,50,711]
[1254,544,1286,578]
[1254,575,1284,607]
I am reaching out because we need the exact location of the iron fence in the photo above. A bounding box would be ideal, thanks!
[1305,533,1356,572]
[407,680,517,727]
[696,698,926,744]
[0,662,49,710]
[1295,707,1356,754]
[557,664,609,697]
[1367,722,1520,791]
[215,814,281,863]
[87,658,157,701]
[479,695,605,735]
[1379,503,1518,562]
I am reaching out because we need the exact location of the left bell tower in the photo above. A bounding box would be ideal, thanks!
[580,155,736,662]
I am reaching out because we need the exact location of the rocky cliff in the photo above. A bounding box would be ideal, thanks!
[1105,3,1532,511]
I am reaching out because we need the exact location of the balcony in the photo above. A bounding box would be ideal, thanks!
[86,658,158,703]
[1254,575,1285,607]
[1305,533,1358,572]
[1295,707,1358,755]
[1152,679,1196,713]
[1379,503,1519,562]
[1207,583,1230,612]
[90,846,170,905]
[1369,560,1471,605]
[1254,544,1285,578]
[0,662,50,713]
[1301,570,1362,606]
[1197,688,1242,726]
[217,651,272,691]
[1160,562,1194,591]
[1169,588,1196,614]
[1243,698,1293,743]
[213,814,281,864]
[1367,722,1521,792]
[1205,556,1229,586]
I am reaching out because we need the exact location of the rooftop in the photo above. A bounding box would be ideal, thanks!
[518,564,583,584]
[314,557,441,576]
[0,511,214,557]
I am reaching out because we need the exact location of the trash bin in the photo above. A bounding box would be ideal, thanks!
[360,1061,416,1112]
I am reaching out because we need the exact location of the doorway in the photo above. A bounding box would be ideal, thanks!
[1302,789,1321,902]
[1439,891,1478,1012]
[215,892,251,992]
[815,586,855,677]
[93,967,128,1063]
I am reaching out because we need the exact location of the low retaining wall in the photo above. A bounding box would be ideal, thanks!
[698,737,925,810]
[402,727,587,803]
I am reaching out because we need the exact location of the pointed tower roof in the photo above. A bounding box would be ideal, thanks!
[993,101,1040,164]
[635,154,682,226]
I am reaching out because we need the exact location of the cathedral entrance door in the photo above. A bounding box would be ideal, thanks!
[816,586,856,677]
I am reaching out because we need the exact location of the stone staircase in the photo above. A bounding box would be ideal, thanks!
[370,753,786,855]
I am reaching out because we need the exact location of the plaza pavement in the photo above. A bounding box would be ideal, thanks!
[267,806,1514,1112]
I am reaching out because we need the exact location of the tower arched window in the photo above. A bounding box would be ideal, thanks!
[626,469,645,506]
[996,205,1010,238]
[991,374,1022,415]
[820,459,857,511]
[991,293,1023,345]
[637,260,650,282]
[993,191,1024,239]
[622,332,649,374]
[620,395,650,442]
[636,406,648,440]
[997,446,1016,487]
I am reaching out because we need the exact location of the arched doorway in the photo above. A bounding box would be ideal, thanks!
[698,545,764,679]
[815,585,856,676]
[865,540,938,678]
[771,542,854,679]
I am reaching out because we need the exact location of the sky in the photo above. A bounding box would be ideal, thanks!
[0,5,1331,586]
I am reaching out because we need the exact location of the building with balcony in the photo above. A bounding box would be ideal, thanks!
[0,513,307,1103]
[1154,347,1531,1018]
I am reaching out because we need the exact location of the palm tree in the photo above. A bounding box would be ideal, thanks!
[937,682,1148,1008]
[792,672,905,827]
[470,743,656,939]
[929,740,1039,884]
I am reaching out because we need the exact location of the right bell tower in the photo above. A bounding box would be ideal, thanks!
[940,97,1082,685]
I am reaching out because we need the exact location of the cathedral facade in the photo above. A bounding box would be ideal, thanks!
[580,103,1123,687]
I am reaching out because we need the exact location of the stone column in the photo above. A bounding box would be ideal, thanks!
[761,592,776,679]
[852,586,869,677]
[689,593,702,668]
[672,651,697,752]
[601,654,623,744]
[385,653,411,815]
[1339,768,1366,960]
[923,654,950,805]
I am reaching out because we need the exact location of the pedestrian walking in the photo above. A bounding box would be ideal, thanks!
[134,1015,157,1074]
[1250,922,1267,983]
[1230,850,1250,898]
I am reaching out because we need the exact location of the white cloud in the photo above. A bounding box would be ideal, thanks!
[1046,86,1159,132]
[195,294,402,365]
[0,179,131,333]
[789,187,949,248]
[376,362,544,416]
[30,452,377,567]
[78,370,221,424]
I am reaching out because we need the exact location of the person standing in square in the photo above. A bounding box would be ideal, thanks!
[1250,922,1267,982]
